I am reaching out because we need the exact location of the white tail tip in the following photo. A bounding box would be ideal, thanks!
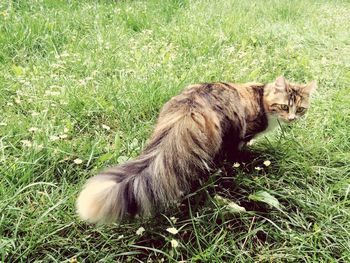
[76,179,118,223]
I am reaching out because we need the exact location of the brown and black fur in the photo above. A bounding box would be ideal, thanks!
[76,77,316,223]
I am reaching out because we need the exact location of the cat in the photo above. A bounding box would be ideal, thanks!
[76,76,316,223]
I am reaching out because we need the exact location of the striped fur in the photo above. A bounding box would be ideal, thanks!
[76,76,316,223]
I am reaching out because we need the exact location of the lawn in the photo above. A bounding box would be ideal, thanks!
[0,0,349,262]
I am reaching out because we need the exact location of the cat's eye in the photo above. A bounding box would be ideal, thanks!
[296,107,306,114]
[280,104,289,111]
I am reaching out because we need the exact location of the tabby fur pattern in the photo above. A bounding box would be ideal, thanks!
[76,76,316,223]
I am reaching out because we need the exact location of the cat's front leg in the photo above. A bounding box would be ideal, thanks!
[238,141,247,150]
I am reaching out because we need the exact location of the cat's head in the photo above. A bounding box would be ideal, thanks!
[264,76,317,123]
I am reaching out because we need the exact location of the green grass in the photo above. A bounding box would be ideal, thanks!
[1,0,349,261]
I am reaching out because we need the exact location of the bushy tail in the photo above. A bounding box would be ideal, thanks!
[76,108,222,223]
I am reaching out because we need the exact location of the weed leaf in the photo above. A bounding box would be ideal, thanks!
[249,191,281,209]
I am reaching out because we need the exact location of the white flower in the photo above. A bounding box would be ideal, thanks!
[170,239,179,248]
[45,91,60,96]
[78,79,86,86]
[35,144,44,150]
[170,216,177,223]
[31,111,40,116]
[0,122,7,126]
[60,134,68,139]
[61,51,70,58]
[73,158,83,164]
[166,227,179,235]
[255,166,263,171]
[102,124,111,130]
[63,127,69,133]
[136,226,145,236]
[233,162,240,168]
[49,135,60,141]
[21,140,32,147]
[117,235,124,240]
[263,160,271,167]
[28,127,39,132]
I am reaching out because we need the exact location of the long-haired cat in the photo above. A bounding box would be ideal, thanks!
[76,76,316,223]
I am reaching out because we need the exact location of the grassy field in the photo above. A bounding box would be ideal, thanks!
[1,0,349,262]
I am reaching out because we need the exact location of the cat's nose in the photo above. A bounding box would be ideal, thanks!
[287,114,296,121]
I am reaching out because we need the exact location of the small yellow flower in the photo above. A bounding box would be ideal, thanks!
[136,226,145,236]
[233,162,240,168]
[166,227,179,235]
[73,158,83,164]
[1,11,8,18]
[170,239,179,248]
[254,166,263,171]
[263,160,271,167]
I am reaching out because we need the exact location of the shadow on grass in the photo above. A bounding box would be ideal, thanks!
[121,148,285,261]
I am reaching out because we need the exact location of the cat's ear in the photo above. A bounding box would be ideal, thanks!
[274,75,287,92]
[303,80,317,95]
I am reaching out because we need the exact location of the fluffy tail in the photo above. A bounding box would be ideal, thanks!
[76,107,222,223]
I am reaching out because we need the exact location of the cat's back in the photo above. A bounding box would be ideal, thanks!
[182,81,264,96]
[159,81,264,117]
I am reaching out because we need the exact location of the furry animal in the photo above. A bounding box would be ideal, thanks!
[76,76,316,223]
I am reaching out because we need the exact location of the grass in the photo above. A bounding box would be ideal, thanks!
[0,0,349,261]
